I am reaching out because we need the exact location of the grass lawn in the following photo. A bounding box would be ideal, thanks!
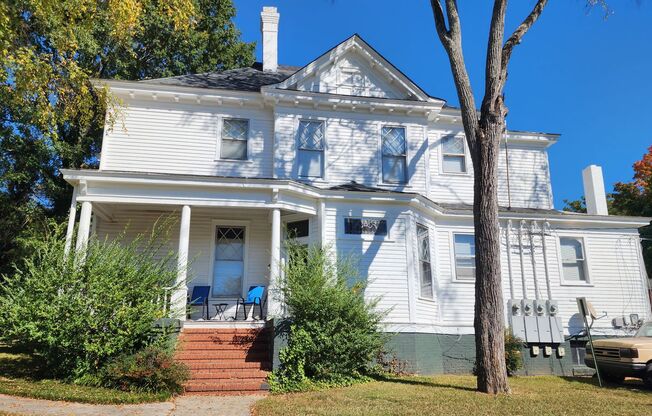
[253,375,652,416]
[0,348,170,404]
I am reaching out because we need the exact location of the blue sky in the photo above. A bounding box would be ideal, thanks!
[233,0,652,209]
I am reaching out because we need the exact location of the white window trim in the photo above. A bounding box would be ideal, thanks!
[283,216,311,245]
[417,223,436,301]
[451,232,476,283]
[338,215,393,242]
[215,116,250,162]
[208,219,251,298]
[378,124,410,186]
[439,133,471,176]
[556,235,593,286]
[295,117,328,181]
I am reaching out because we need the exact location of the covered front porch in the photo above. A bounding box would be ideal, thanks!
[61,169,322,326]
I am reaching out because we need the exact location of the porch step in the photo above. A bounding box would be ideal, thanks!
[176,327,271,394]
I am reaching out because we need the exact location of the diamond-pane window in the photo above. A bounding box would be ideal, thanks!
[213,226,245,297]
[442,136,467,173]
[417,224,434,298]
[381,126,407,184]
[297,120,325,178]
[220,119,248,160]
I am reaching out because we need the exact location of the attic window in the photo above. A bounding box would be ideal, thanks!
[339,67,366,95]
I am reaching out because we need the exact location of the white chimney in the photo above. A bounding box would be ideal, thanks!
[260,6,279,72]
[582,165,609,215]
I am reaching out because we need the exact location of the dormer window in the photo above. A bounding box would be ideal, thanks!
[297,120,325,178]
[381,126,407,184]
[442,135,467,174]
[220,118,248,160]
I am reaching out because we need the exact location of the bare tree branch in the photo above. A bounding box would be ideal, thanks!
[500,0,548,82]
[429,0,479,154]
[481,0,508,119]
[430,0,450,46]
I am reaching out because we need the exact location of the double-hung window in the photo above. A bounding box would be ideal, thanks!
[417,224,434,299]
[381,126,407,184]
[560,237,588,282]
[454,234,475,281]
[442,136,467,173]
[213,226,245,297]
[220,118,248,160]
[297,120,325,178]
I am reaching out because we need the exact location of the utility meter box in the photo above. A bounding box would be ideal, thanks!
[510,315,526,340]
[524,315,540,343]
[546,300,559,316]
[508,299,522,316]
[537,315,552,343]
[522,299,534,316]
[534,300,546,316]
[549,316,563,343]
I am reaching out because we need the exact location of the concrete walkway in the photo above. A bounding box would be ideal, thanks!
[0,393,265,416]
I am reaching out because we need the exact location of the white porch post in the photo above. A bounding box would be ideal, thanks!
[174,205,191,321]
[75,201,93,253]
[63,186,78,256]
[268,208,282,318]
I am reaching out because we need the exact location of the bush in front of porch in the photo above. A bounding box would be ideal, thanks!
[269,242,386,392]
[0,220,188,395]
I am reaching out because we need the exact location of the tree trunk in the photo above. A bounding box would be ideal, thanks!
[472,118,509,394]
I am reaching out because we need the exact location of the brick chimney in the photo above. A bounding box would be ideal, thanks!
[260,7,279,72]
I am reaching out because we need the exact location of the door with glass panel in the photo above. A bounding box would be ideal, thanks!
[213,226,245,297]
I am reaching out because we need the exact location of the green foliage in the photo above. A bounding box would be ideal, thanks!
[270,243,385,393]
[503,330,523,376]
[99,346,189,394]
[0,220,181,386]
[0,0,255,277]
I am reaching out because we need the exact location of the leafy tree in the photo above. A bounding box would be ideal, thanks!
[0,0,255,276]
[428,0,608,393]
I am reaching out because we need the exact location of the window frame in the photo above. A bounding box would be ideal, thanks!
[416,223,435,300]
[339,215,392,242]
[296,119,326,180]
[379,125,409,185]
[208,219,251,298]
[216,117,250,161]
[440,134,469,175]
[557,235,592,286]
[452,232,476,283]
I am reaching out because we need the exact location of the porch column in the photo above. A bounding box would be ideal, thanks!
[268,208,282,318]
[63,186,78,256]
[174,205,191,321]
[75,201,93,253]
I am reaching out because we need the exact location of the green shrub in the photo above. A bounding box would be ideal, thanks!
[0,220,181,385]
[504,330,523,376]
[99,345,189,393]
[270,243,385,392]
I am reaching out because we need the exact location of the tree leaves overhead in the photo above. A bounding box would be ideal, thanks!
[0,0,255,276]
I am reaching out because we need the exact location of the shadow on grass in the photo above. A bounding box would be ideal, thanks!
[0,346,49,381]
[371,374,476,392]
[560,376,650,394]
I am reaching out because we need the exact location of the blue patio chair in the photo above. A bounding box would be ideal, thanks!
[187,285,210,320]
[235,285,266,320]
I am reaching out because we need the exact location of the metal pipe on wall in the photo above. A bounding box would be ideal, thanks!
[529,221,541,300]
[541,221,553,300]
[519,220,528,299]
[506,220,515,300]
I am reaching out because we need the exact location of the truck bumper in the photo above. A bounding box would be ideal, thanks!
[584,358,647,378]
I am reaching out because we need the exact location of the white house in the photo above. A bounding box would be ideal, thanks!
[62,7,651,389]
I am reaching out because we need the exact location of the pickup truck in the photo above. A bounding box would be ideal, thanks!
[585,321,652,387]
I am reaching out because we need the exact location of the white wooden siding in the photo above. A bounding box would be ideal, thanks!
[101,99,274,178]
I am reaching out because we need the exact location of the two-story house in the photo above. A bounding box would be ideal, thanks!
[62,7,651,392]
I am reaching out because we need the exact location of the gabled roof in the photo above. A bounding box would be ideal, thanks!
[271,34,439,102]
[138,62,299,92]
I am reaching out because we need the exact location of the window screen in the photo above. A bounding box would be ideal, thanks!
[220,118,248,160]
[381,126,407,184]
